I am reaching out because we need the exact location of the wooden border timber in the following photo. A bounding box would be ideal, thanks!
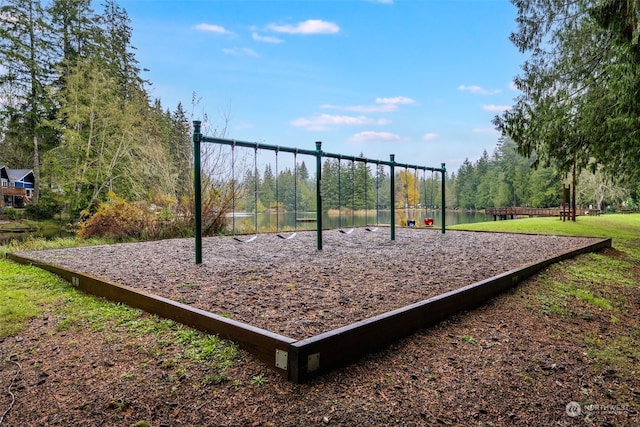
[7,236,611,383]
[5,253,296,378]
[287,236,611,382]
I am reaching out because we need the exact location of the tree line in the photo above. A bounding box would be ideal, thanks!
[230,136,638,217]
[0,0,193,221]
[230,155,444,216]
[453,137,638,211]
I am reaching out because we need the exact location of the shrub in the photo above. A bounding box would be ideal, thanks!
[4,207,22,220]
[78,193,151,240]
[25,192,63,220]
[176,187,231,236]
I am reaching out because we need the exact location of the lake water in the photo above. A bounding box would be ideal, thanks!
[232,209,491,233]
[0,222,73,244]
[0,209,491,242]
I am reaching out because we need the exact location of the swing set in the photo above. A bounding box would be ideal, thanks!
[192,121,446,263]
[337,157,355,234]
[231,143,258,243]
[275,148,298,240]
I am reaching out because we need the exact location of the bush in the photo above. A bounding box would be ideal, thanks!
[78,193,151,240]
[176,188,231,236]
[4,207,22,220]
[25,193,63,220]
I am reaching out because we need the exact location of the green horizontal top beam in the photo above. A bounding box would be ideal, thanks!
[198,135,445,173]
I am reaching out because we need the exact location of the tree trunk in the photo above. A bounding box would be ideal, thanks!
[33,134,40,202]
[571,155,577,222]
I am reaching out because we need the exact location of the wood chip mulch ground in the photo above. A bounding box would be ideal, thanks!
[14,228,601,339]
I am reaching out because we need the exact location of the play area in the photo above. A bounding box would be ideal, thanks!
[6,125,612,382]
[9,228,609,382]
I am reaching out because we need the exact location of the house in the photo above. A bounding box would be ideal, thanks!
[0,165,8,188]
[1,165,35,208]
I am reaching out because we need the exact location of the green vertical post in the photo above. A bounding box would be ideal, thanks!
[389,154,395,241]
[315,141,323,250]
[441,163,446,234]
[192,121,202,264]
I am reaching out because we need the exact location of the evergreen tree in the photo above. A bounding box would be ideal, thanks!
[49,0,99,65]
[455,159,476,209]
[320,159,338,210]
[494,0,640,182]
[97,0,143,99]
[167,102,192,197]
[261,163,275,209]
[0,0,57,200]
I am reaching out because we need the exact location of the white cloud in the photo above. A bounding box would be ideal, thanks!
[290,114,388,131]
[321,96,416,113]
[252,32,283,44]
[268,19,339,35]
[321,103,396,113]
[350,131,401,143]
[375,96,416,105]
[422,133,439,141]
[222,47,259,57]
[195,23,233,35]
[472,127,499,134]
[482,104,511,112]
[458,85,501,95]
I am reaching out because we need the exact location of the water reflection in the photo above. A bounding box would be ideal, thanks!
[231,209,490,234]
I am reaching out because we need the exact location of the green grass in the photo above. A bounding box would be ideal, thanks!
[450,213,640,242]
[453,213,640,393]
[0,237,240,381]
[0,260,71,336]
[0,235,114,258]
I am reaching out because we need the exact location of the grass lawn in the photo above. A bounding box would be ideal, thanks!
[450,213,640,242]
[0,236,239,379]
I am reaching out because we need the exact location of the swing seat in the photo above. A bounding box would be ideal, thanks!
[365,226,379,232]
[277,232,297,240]
[234,235,258,243]
[424,218,434,227]
[339,228,355,234]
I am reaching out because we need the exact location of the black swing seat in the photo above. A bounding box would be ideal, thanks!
[339,228,355,234]
[277,232,297,240]
[234,235,258,243]
[365,226,379,232]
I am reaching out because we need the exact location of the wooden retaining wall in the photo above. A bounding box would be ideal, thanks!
[7,236,611,383]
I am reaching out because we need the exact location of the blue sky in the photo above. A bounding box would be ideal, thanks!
[120,0,523,174]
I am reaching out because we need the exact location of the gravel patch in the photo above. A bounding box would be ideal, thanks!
[17,228,601,339]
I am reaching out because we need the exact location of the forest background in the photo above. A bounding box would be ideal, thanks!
[1,0,639,239]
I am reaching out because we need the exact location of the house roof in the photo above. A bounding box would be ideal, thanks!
[6,169,34,183]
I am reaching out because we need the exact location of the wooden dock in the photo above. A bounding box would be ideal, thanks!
[485,207,564,220]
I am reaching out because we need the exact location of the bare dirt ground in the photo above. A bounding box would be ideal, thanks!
[1,229,638,426]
